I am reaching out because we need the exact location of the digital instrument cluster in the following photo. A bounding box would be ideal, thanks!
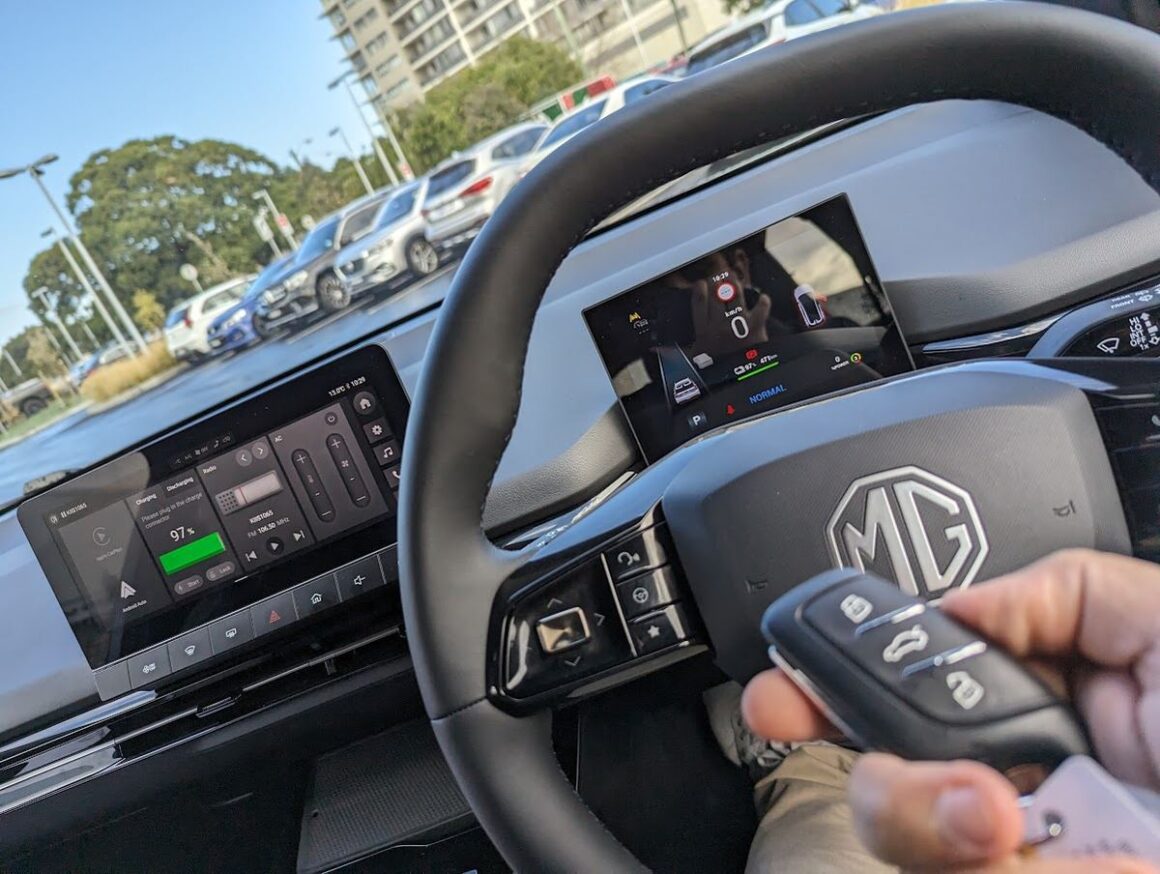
[584,196,913,460]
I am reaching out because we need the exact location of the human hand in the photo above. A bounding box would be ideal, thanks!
[741,549,1160,872]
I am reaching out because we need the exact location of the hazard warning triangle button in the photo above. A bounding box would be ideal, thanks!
[252,594,295,637]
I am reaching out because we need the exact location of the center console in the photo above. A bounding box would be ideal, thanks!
[19,346,408,701]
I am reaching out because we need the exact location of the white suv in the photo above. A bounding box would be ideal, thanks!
[164,276,252,362]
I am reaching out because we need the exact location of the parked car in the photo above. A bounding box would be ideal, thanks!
[254,189,394,335]
[334,179,444,298]
[517,76,678,175]
[206,255,295,355]
[683,0,882,78]
[67,352,102,389]
[164,276,253,362]
[420,121,548,254]
[0,378,54,420]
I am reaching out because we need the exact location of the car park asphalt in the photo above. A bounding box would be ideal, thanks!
[0,267,456,508]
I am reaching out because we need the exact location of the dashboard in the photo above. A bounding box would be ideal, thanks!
[0,98,1158,855]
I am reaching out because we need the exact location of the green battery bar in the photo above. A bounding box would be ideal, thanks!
[159,531,227,575]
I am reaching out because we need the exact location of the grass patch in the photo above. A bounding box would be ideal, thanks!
[0,396,82,447]
[80,342,177,403]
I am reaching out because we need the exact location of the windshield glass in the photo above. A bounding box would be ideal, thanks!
[426,160,476,199]
[539,100,607,149]
[3,0,1006,508]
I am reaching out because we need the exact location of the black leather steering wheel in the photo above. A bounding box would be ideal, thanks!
[398,4,1160,869]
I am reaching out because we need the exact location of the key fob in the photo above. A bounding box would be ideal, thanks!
[760,568,1090,773]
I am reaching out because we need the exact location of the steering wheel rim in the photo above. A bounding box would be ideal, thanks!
[399,4,1160,869]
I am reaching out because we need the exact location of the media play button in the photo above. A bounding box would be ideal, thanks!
[266,537,284,555]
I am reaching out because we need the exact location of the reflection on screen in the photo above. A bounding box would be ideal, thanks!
[584,196,913,461]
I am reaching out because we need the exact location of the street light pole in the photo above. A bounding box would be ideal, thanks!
[25,165,149,354]
[41,227,133,358]
[2,350,22,378]
[330,73,399,186]
[253,189,298,249]
[80,320,99,350]
[32,286,84,361]
[329,126,375,195]
[617,0,649,67]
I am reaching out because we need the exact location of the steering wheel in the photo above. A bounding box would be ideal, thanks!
[398,4,1160,869]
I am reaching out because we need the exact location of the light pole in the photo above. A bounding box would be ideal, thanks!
[328,72,401,185]
[329,126,375,196]
[252,189,298,249]
[32,286,83,361]
[617,0,649,67]
[0,155,149,354]
[2,349,22,378]
[40,227,134,359]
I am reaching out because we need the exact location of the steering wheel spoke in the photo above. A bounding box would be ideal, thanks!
[491,514,708,712]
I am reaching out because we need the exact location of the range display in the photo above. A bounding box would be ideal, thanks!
[584,196,913,461]
[20,346,407,672]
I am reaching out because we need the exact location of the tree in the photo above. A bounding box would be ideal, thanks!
[395,37,583,172]
[43,136,284,319]
[25,330,67,379]
[132,290,166,332]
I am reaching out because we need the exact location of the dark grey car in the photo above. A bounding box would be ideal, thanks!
[253,189,392,334]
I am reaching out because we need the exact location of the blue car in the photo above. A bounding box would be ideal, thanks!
[206,255,294,355]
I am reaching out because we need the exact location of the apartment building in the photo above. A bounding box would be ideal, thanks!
[319,0,730,117]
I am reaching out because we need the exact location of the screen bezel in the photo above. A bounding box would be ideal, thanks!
[18,344,408,669]
[582,194,912,462]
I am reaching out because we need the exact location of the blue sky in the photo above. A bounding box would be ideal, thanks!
[0,1,375,346]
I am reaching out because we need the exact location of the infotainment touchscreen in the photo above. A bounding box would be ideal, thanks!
[19,345,407,675]
[584,196,912,461]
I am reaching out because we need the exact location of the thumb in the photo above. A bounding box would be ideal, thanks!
[847,753,1024,870]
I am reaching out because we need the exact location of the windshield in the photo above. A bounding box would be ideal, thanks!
[426,160,476,199]
[539,100,607,149]
[295,217,340,263]
[686,24,771,75]
[376,186,419,228]
[2,0,1007,508]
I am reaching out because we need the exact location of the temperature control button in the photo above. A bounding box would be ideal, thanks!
[291,448,336,522]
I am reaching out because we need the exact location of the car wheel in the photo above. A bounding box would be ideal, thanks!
[20,397,47,417]
[317,272,351,313]
[405,237,440,277]
[253,314,274,340]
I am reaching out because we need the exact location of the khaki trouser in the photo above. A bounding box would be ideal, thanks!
[746,744,897,874]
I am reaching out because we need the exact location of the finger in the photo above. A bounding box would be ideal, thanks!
[750,291,772,326]
[847,753,1023,869]
[1076,668,1160,787]
[967,856,1160,874]
[740,668,836,742]
[940,549,1160,668]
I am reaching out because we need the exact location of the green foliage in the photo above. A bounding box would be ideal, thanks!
[132,289,166,332]
[395,37,582,172]
[25,330,66,378]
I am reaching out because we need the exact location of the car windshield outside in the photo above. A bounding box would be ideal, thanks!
[426,160,477,199]
[1,0,974,508]
[686,23,771,75]
[539,100,608,149]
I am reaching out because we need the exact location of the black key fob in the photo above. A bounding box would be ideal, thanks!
[760,568,1090,774]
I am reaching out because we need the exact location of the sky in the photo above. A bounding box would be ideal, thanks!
[0,0,377,347]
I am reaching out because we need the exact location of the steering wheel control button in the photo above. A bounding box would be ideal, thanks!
[629,604,691,655]
[1096,403,1160,446]
[251,590,298,637]
[168,626,212,672]
[336,554,386,600]
[362,418,391,444]
[352,391,377,416]
[536,607,591,654]
[209,611,254,653]
[615,567,679,618]
[127,645,172,689]
[604,528,669,582]
[373,439,400,467]
[94,662,131,700]
[294,574,341,617]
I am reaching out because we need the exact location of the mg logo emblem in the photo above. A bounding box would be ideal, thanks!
[826,466,988,597]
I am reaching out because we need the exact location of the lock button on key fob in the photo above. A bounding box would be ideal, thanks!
[761,568,1089,773]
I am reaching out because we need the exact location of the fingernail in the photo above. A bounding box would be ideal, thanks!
[934,787,994,858]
